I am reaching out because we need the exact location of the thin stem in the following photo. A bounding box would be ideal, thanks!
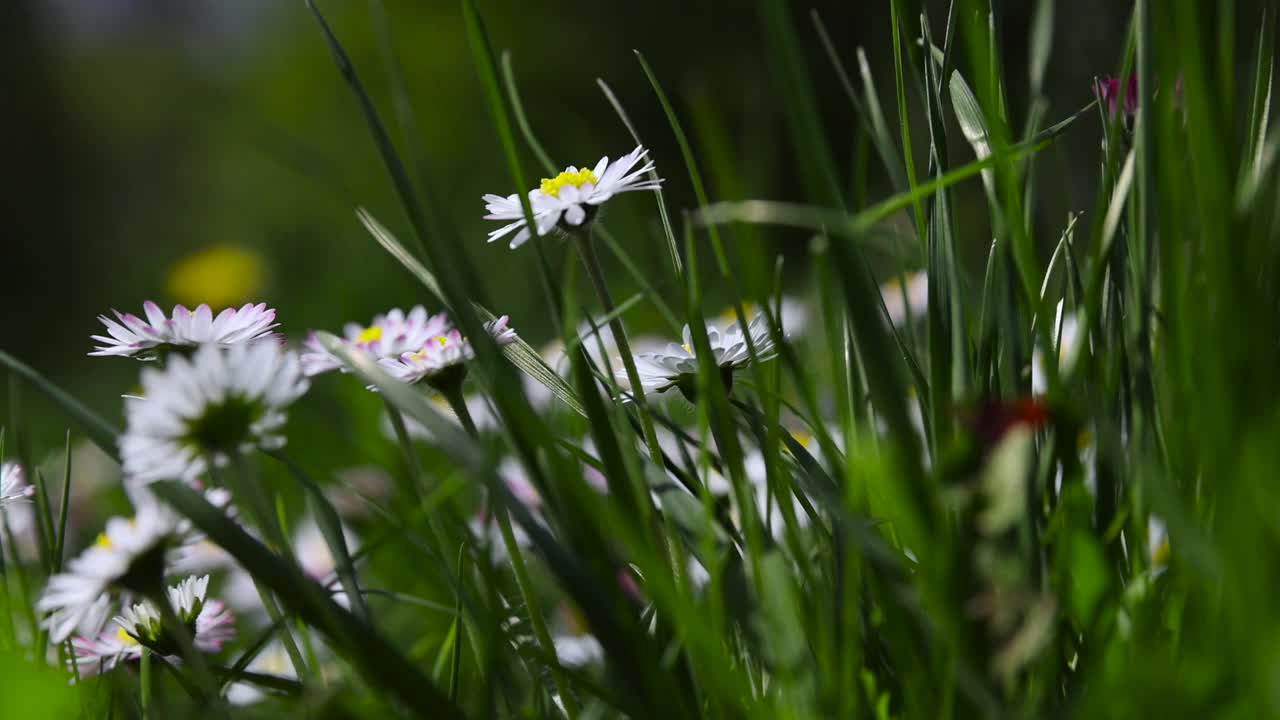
[442,388,578,719]
[385,401,458,576]
[494,509,577,719]
[150,588,220,707]
[448,545,467,703]
[572,227,666,468]
[215,453,311,683]
[440,385,479,437]
[140,647,152,720]
[383,399,425,503]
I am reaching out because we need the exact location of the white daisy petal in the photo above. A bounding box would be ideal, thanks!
[481,145,663,250]
[120,343,309,488]
[89,302,279,360]
[300,306,450,377]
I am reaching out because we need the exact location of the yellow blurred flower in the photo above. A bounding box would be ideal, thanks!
[167,245,266,308]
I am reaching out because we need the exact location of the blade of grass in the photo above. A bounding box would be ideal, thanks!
[0,350,120,461]
[357,207,587,416]
[264,450,371,623]
[151,481,463,719]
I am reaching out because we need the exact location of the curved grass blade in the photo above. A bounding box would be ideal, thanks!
[357,207,586,416]
[265,450,371,624]
[0,349,120,461]
[305,0,434,259]
[151,481,464,719]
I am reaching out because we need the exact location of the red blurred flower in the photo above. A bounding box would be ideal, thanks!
[957,398,1051,448]
[1094,75,1139,117]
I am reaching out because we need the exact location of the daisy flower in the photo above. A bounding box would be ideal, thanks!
[90,301,278,360]
[71,626,143,677]
[483,146,663,249]
[0,462,34,507]
[38,499,181,642]
[624,313,778,397]
[120,342,309,486]
[300,305,450,376]
[74,575,235,676]
[114,575,236,656]
[377,317,516,388]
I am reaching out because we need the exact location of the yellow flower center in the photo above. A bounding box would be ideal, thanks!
[1077,429,1092,452]
[540,167,597,197]
[1153,538,1171,567]
[435,335,449,346]
[95,533,112,549]
[116,627,139,645]
[356,326,383,344]
[682,343,694,354]
[717,303,759,327]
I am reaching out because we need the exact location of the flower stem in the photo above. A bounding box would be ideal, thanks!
[441,388,578,719]
[572,227,666,467]
[217,453,311,683]
[439,385,479,437]
[148,585,220,705]
[383,400,425,503]
[139,647,152,720]
[385,400,460,577]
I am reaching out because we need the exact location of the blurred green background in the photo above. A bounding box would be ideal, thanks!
[2,0,1138,448]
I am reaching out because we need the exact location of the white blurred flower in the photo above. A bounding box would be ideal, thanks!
[300,305,449,377]
[293,517,359,583]
[38,499,182,642]
[1148,515,1170,571]
[113,575,236,655]
[1032,300,1083,395]
[70,626,141,677]
[325,465,393,519]
[226,641,298,705]
[626,314,778,396]
[468,459,542,562]
[484,146,663,249]
[880,271,928,327]
[0,462,34,507]
[554,633,604,668]
[377,317,516,386]
[90,301,278,360]
[539,320,666,390]
[120,343,309,486]
[715,298,811,338]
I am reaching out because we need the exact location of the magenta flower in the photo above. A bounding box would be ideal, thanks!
[1094,75,1139,117]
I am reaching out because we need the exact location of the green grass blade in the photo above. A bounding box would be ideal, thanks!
[0,350,120,461]
[151,481,464,719]
[265,450,372,623]
[357,207,587,416]
[305,0,435,259]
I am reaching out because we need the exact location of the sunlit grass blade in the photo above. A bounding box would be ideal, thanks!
[595,78,682,276]
[151,481,464,719]
[357,207,587,416]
